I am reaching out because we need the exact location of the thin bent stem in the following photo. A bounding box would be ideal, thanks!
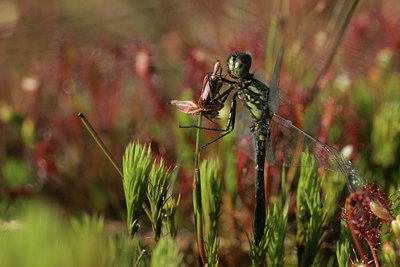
[78,113,123,178]
[134,249,146,267]
[193,113,206,264]
[78,113,151,219]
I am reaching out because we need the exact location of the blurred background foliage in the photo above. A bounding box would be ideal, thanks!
[0,0,399,265]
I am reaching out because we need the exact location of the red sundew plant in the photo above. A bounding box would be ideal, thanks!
[342,183,396,266]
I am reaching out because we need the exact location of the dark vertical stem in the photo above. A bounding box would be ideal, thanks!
[254,131,267,246]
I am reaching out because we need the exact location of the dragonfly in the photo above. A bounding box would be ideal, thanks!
[180,49,367,245]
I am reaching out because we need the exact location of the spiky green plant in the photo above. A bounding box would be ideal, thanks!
[200,159,222,239]
[0,203,116,267]
[149,237,182,267]
[122,141,152,238]
[163,196,179,238]
[200,158,222,266]
[205,235,220,267]
[336,238,351,267]
[248,224,272,267]
[147,158,173,241]
[296,153,327,267]
[267,204,289,267]
[113,234,149,267]
[371,101,400,168]
[70,213,105,236]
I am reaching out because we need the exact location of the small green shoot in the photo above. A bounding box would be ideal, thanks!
[147,158,173,241]
[205,235,219,267]
[296,152,327,267]
[0,203,115,267]
[123,141,152,238]
[248,224,272,267]
[371,102,400,168]
[267,204,288,267]
[163,196,179,238]
[200,159,222,266]
[336,239,351,267]
[149,237,182,267]
[200,159,222,239]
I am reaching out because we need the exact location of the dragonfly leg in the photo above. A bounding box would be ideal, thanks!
[213,84,235,103]
[199,94,237,149]
[220,76,236,85]
[179,124,229,131]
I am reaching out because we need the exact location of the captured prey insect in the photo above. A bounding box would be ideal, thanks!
[178,49,366,245]
[170,61,226,124]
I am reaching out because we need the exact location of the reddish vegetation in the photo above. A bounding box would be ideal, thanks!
[342,183,396,266]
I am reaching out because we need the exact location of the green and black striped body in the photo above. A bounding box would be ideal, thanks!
[236,78,271,121]
[236,77,272,245]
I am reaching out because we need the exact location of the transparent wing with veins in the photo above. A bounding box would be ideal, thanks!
[266,114,366,192]
[236,111,367,192]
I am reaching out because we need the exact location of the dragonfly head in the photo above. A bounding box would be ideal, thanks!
[227,52,252,79]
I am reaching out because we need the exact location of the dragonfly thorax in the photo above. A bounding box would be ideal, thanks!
[237,78,271,120]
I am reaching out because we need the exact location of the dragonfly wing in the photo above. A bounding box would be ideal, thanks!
[265,124,277,165]
[237,112,344,171]
[268,114,347,172]
[342,161,368,193]
[269,48,284,114]
[236,113,367,192]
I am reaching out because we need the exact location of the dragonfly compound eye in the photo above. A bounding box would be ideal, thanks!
[227,52,252,79]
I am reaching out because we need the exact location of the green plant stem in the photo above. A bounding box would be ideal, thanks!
[193,113,206,264]
[78,113,123,178]
[195,114,202,164]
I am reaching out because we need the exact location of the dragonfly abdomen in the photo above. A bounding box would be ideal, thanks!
[253,124,270,245]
